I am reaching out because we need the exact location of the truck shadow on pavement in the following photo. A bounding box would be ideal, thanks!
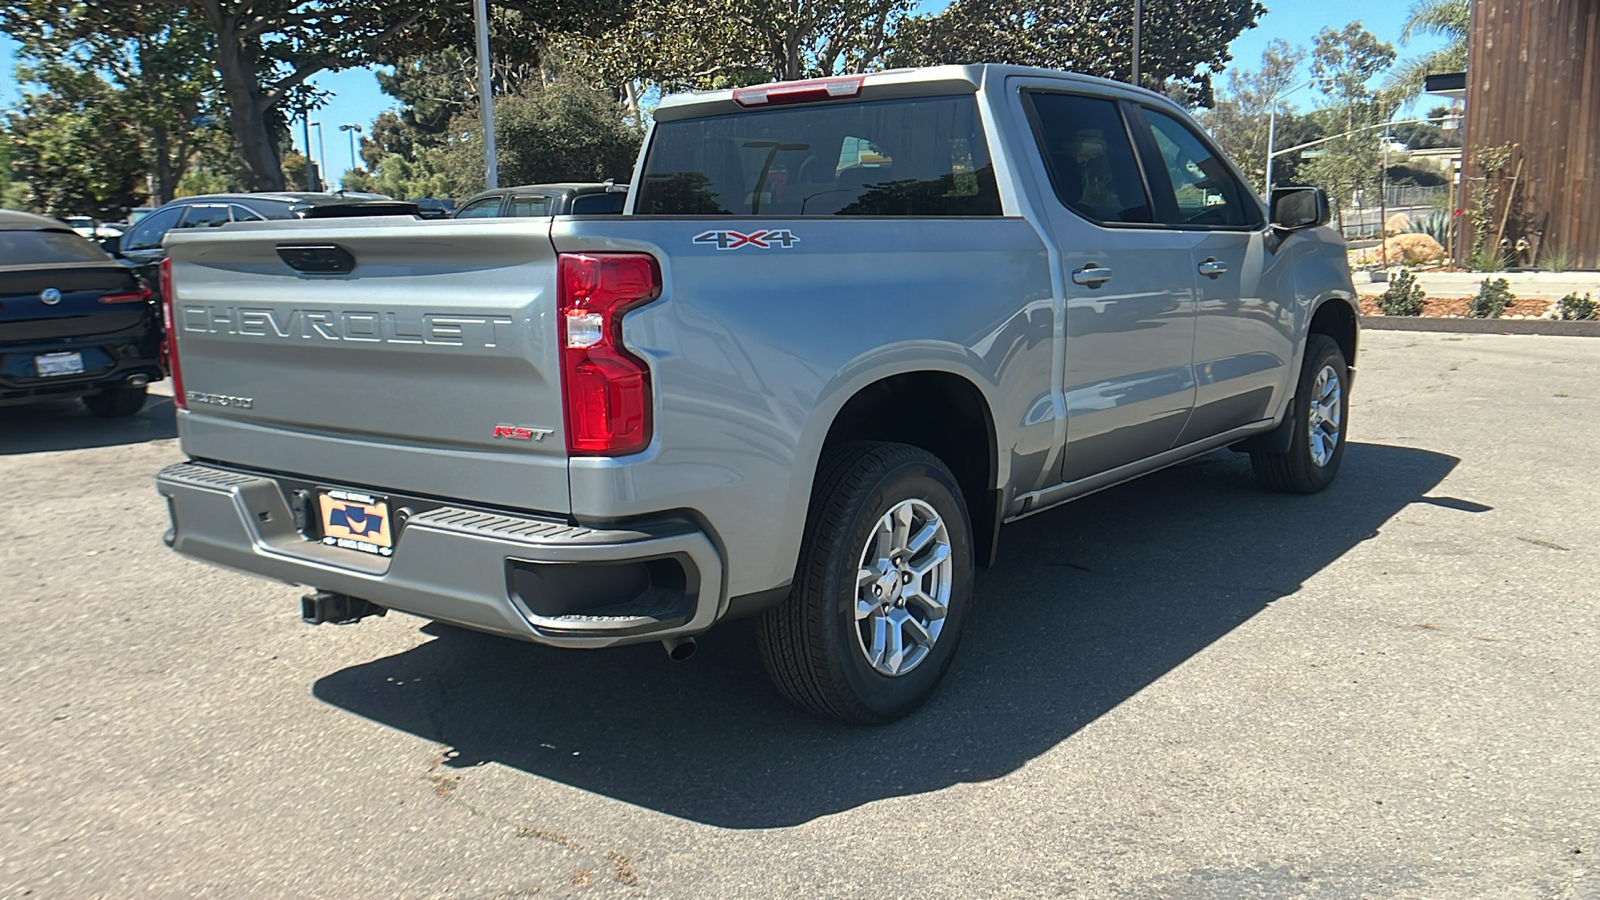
[313,442,1463,828]
[0,395,176,454]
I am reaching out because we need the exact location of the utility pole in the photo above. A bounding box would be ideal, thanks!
[473,0,499,189]
[1131,0,1142,87]
[300,108,319,192]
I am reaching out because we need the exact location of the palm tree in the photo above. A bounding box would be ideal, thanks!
[1386,0,1471,100]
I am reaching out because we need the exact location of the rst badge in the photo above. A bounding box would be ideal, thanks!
[492,424,553,442]
[692,229,800,250]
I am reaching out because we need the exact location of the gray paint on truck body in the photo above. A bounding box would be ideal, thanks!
[158,64,1357,647]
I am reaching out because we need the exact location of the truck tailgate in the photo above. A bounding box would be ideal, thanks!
[165,218,571,514]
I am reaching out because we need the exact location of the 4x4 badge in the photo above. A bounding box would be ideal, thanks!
[693,229,800,250]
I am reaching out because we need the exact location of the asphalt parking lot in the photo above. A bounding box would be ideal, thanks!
[2,330,1596,899]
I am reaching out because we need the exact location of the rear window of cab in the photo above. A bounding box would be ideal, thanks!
[635,95,1001,217]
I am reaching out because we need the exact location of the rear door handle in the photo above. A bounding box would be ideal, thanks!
[1198,258,1228,278]
[1072,265,1114,287]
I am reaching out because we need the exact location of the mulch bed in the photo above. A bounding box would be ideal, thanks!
[1359,296,1554,318]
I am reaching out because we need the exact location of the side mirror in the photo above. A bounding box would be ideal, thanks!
[99,234,122,256]
[1270,186,1330,231]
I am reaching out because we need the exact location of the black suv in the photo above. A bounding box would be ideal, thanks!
[453,183,629,218]
[0,211,162,416]
[112,192,393,286]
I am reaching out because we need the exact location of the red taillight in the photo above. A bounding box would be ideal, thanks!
[159,258,185,409]
[557,252,661,456]
[732,76,864,107]
[100,287,152,304]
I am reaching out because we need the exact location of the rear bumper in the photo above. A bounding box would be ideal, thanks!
[155,462,725,649]
[0,334,162,406]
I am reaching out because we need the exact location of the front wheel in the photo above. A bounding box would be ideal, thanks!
[757,442,974,724]
[1250,334,1349,493]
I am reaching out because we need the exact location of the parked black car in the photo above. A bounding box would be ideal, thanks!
[0,211,162,417]
[110,192,393,286]
[452,183,629,218]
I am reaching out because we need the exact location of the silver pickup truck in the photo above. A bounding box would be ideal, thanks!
[156,65,1357,724]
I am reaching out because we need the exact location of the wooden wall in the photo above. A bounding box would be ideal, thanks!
[1464,0,1600,268]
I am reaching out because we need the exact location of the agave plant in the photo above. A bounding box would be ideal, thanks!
[1406,209,1451,245]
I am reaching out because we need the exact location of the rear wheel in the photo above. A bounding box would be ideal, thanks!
[757,442,974,724]
[1250,334,1348,493]
[83,384,148,418]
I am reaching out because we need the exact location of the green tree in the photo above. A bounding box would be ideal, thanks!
[1300,22,1395,225]
[1197,39,1314,189]
[561,0,912,94]
[3,0,624,192]
[6,61,148,218]
[1386,0,1471,100]
[889,0,1266,103]
[437,74,642,195]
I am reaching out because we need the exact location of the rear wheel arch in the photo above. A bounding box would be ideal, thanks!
[817,370,1001,567]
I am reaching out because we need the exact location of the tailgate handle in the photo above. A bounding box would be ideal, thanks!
[277,243,356,275]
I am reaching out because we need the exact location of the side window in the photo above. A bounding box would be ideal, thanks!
[1025,92,1153,224]
[1141,108,1257,228]
[229,205,266,222]
[177,205,232,229]
[121,205,182,251]
[509,196,553,217]
[454,196,503,218]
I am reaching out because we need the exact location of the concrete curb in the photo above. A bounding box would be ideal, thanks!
[1360,315,1600,336]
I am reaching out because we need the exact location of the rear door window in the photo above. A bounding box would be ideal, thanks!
[455,196,504,218]
[508,196,554,217]
[1023,92,1154,225]
[636,95,1001,217]
[0,229,111,265]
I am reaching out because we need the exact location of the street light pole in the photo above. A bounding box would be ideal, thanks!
[1131,0,1142,87]
[1264,80,1314,196]
[340,124,363,176]
[473,0,499,189]
[311,122,327,190]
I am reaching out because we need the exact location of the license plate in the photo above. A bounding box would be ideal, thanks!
[35,351,85,378]
[317,489,394,557]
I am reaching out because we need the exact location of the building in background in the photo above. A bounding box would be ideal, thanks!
[1459,0,1599,268]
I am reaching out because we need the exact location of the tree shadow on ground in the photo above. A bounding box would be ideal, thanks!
[313,442,1464,828]
[0,394,176,455]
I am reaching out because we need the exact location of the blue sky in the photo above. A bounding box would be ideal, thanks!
[1,0,1445,185]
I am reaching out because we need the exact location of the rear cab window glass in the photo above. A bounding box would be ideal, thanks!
[636,95,1001,217]
[1024,92,1153,225]
[177,205,233,229]
[0,229,111,265]
[1141,107,1260,229]
[569,192,627,215]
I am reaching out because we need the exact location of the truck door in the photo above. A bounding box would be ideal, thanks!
[1014,86,1200,483]
[1130,105,1297,443]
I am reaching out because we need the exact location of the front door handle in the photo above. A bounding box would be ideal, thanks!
[1072,264,1114,287]
[1198,258,1228,278]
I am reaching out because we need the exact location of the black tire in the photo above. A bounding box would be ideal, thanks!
[1251,334,1349,493]
[757,441,975,724]
[83,384,148,418]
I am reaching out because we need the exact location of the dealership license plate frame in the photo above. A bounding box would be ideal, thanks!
[316,488,394,557]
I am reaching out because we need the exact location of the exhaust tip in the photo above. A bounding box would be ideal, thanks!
[126,374,150,387]
[662,636,697,661]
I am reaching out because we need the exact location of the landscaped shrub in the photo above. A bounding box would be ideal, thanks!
[1376,269,1428,316]
[1406,210,1451,245]
[1557,292,1598,321]
[1470,277,1514,318]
